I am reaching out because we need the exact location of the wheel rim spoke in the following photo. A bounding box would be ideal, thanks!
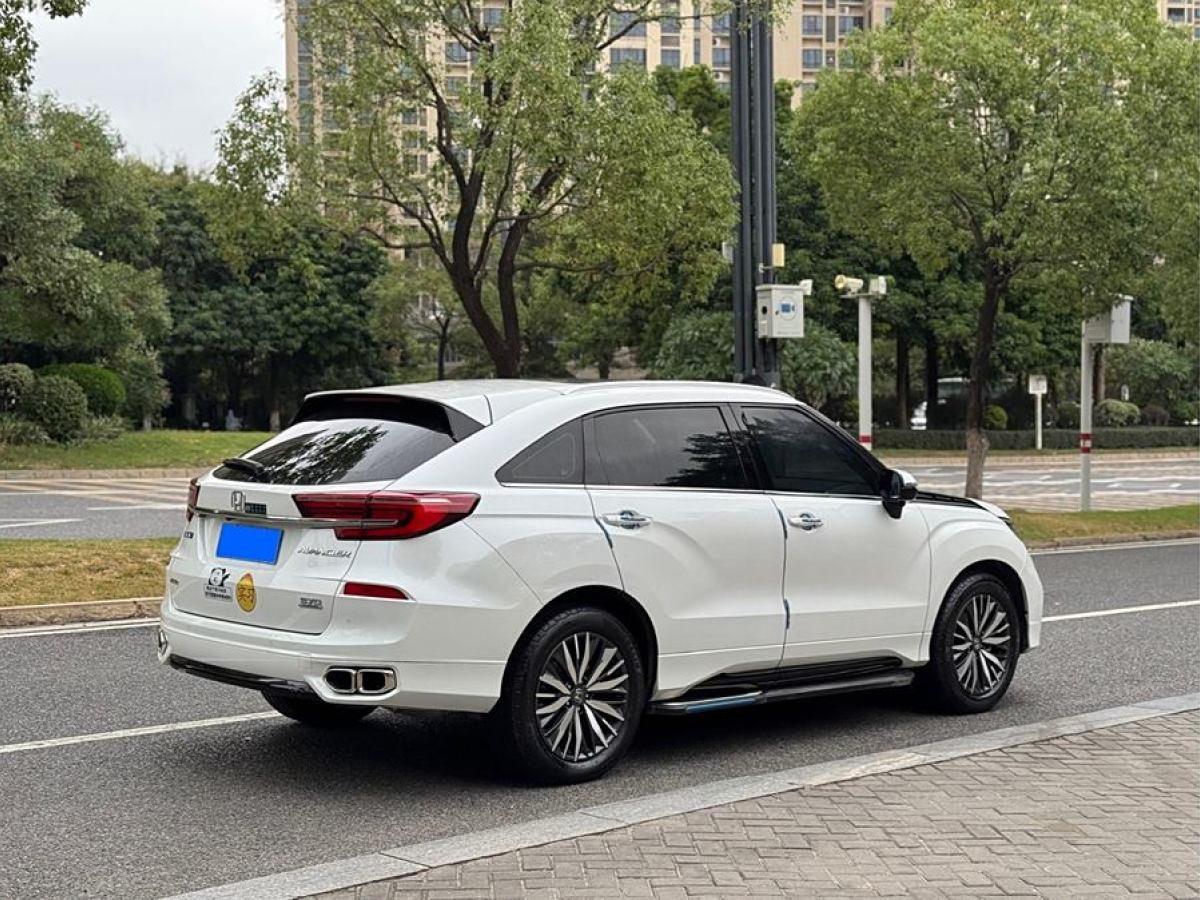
[952,593,1012,698]
[537,631,630,763]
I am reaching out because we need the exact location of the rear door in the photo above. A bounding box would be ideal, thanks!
[585,404,785,668]
[171,395,479,634]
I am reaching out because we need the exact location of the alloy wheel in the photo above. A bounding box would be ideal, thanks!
[951,593,1013,698]
[536,631,630,763]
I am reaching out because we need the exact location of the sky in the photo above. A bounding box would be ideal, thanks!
[31,0,285,170]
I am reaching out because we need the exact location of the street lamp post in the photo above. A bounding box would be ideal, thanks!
[1079,297,1132,511]
[837,275,887,449]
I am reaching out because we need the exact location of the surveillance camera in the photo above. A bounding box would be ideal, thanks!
[834,275,863,294]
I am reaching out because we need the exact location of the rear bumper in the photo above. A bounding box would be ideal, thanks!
[159,599,503,713]
[1021,555,1044,650]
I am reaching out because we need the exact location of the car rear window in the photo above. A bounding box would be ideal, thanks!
[215,397,479,486]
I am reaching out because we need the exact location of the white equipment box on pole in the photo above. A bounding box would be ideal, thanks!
[756,282,809,339]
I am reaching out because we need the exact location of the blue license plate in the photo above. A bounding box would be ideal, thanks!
[216,523,283,565]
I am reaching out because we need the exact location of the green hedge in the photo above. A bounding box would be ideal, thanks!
[40,363,126,417]
[874,427,1200,451]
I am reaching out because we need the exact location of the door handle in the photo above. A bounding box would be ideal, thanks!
[601,510,652,530]
[788,512,823,531]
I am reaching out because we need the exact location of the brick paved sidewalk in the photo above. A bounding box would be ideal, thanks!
[316,711,1200,899]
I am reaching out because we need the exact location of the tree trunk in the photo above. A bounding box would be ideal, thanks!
[436,322,448,381]
[924,334,939,426]
[964,277,1004,499]
[598,357,611,380]
[896,333,910,430]
[269,409,282,432]
[452,276,518,377]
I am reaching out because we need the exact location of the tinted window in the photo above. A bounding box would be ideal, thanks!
[497,420,583,485]
[744,406,878,496]
[216,406,460,486]
[590,406,748,489]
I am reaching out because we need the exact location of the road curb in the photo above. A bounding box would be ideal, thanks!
[164,693,1200,900]
[1025,529,1200,550]
[0,597,161,629]
[0,467,204,480]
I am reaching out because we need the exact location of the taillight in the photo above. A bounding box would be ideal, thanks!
[185,478,200,522]
[343,582,409,600]
[291,491,480,540]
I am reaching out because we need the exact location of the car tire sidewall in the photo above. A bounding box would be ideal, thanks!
[927,574,1020,714]
[499,607,647,785]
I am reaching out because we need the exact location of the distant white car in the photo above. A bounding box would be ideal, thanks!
[159,380,1043,783]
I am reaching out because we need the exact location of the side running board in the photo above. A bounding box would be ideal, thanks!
[649,671,915,716]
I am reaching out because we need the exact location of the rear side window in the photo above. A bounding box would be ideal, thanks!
[215,398,470,486]
[589,406,748,489]
[743,405,878,496]
[497,419,583,485]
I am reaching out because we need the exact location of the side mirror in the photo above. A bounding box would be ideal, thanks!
[881,469,919,519]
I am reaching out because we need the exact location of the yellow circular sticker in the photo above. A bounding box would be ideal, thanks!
[236,573,256,612]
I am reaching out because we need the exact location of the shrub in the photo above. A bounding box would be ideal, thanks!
[873,427,1199,451]
[1055,401,1081,429]
[80,415,128,442]
[778,324,856,412]
[653,310,734,382]
[114,352,170,425]
[0,413,51,446]
[1170,400,1199,426]
[40,363,127,417]
[19,376,88,443]
[983,405,1008,430]
[0,363,35,413]
[1141,404,1170,427]
[1094,399,1140,428]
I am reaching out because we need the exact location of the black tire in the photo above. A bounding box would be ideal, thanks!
[920,573,1020,714]
[262,691,375,727]
[491,607,647,785]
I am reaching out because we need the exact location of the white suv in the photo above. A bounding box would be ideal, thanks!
[160,380,1042,783]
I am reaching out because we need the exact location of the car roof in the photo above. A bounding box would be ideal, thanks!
[306,379,796,425]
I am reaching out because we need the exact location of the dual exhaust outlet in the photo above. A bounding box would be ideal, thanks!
[324,667,396,696]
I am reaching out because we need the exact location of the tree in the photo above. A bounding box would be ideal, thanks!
[368,259,463,380]
[0,0,86,100]
[297,0,736,377]
[798,0,1199,497]
[0,98,168,365]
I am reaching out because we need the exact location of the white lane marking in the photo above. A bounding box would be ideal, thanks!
[0,712,280,756]
[0,619,159,640]
[1032,538,1199,556]
[0,518,81,530]
[1043,599,1199,622]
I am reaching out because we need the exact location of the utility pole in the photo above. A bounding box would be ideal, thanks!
[730,0,779,387]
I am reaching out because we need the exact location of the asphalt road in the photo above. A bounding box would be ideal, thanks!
[0,540,1197,899]
[902,455,1199,512]
[2,454,1197,540]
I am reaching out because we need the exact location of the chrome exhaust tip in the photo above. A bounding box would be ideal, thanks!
[155,627,170,663]
[324,667,357,694]
[355,668,396,695]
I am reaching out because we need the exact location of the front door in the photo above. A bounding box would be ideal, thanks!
[738,405,932,666]
[586,405,786,672]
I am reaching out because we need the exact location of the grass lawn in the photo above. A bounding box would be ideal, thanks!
[1011,505,1199,544]
[3,506,1196,608]
[0,538,176,607]
[0,430,273,471]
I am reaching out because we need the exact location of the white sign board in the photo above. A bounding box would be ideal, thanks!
[1028,374,1048,395]
[756,284,806,339]
[1084,298,1132,344]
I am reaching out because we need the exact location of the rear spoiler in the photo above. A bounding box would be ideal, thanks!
[291,393,485,442]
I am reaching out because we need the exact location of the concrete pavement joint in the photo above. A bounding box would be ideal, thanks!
[164,692,1200,900]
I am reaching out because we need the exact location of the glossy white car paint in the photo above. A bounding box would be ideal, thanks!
[159,379,1042,714]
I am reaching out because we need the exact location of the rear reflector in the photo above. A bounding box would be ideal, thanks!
[343,582,409,600]
[186,478,199,522]
[292,491,479,540]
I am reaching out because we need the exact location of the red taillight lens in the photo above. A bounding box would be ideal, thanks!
[185,478,200,522]
[343,582,409,600]
[292,491,480,540]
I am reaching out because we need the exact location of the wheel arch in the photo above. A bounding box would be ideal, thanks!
[500,585,659,697]
[947,559,1029,651]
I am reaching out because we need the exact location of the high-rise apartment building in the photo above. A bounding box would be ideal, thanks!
[286,1,1196,145]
